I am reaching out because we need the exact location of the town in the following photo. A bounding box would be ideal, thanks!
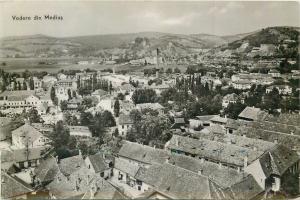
[0,2,300,199]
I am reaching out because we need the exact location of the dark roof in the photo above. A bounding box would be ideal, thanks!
[224,175,264,200]
[135,163,227,199]
[195,129,277,153]
[86,154,109,173]
[236,126,300,152]
[47,165,115,199]
[196,115,218,122]
[1,172,33,199]
[0,90,35,101]
[174,118,185,124]
[167,135,263,167]
[58,155,85,176]
[34,156,59,184]
[259,145,299,176]
[114,157,141,177]
[118,141,170,165]
[238,107,267,121]
[168,154,247,188]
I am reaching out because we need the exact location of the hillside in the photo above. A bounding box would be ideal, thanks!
[0,32,229,58]
[0,26,299,59]
[225,26,299,49]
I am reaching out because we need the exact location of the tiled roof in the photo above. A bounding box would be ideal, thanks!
[118,141,170,165]
[210,116,228,124]
[238,107,267,121]
[135,163,227,199]
[0,90,36,101]
[168,154,247,188]
[224,175,263,199]
[196,115,218,122]
[114,157,141,177]
[86,154,109,173]
[34,156,59,184]
[47,165,115,199]
[166,135,263,167]
[195,130,277,153]
[259,145,299,176]
[1,172,33,199]
[58,155,85,176]
[12,123,44,144]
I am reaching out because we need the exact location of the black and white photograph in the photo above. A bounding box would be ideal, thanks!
[0,0,299,199]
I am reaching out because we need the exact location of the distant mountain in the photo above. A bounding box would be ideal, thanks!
[1,27,299,58]
[224,26,299,50]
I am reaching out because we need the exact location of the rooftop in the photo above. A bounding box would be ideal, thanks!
[118,141,170,165]
[135,163,227,199]
[166,135,264,167]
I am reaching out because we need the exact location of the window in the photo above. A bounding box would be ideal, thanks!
[100,172,104,177]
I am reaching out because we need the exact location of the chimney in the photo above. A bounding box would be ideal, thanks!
[198,169,203,175]
[200,158,205,163]
[55,156,59,164]
[78,149,82,156]
[219,162,222,169]
[237,167,241,173]
[102,153,106,159]
[244,156,248,168]
[165,157,170,164]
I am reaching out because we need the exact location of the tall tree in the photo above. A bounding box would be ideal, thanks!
[114,99,120,117]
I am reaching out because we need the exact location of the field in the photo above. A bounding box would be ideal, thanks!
[0,57,189,73]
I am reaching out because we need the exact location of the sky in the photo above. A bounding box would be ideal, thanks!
[0,1,299,38]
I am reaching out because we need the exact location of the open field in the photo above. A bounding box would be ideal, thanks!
[0,57,189,73]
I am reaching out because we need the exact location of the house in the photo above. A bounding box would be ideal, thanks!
[118,113,133,137]
[0,117,12,141]
[47,164,121,199]
[118,141,170,167]
[193,115,218,127]
[266,85,292,95]
[66,98,81,110]
[85,153,113,179]
[135,163,228,199]
[34,156,59,186]
[112,156,143,192]
[231,80,252,90]
[0,90,41,108]
[1,172,34,199]
[33,77,42,89]
[91,89,109,101]
[245,145,300,193]
[11,146,52,169]
[11,123,50,149]
[54,79,77,104]
[170,117,185,130]
[222,93,239,108]
[119,100,135,114]
[165,135,264,171]
[136,103,164,115]
[268,69,281,78]
[209,115,228,127]
[68,126,92,137]
[238,107,267,122]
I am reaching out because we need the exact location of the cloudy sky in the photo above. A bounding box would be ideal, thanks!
[0,1,299,38]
